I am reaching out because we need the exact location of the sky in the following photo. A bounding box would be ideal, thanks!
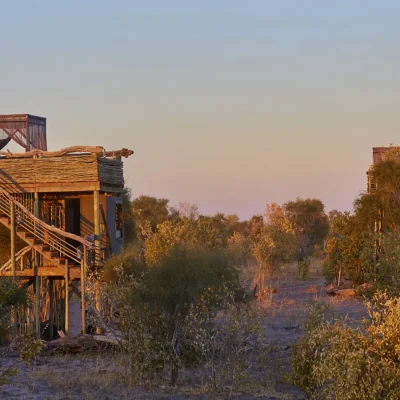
[1,1,400,219]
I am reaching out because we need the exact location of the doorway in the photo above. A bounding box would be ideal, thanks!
[65,199,81,249]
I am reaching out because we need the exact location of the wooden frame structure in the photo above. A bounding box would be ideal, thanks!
[0,114,47,151]
[0,141,133,339]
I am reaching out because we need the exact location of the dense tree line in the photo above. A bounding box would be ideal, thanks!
[125,194,329,276]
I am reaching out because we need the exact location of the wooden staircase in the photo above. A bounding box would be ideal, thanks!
[0,188,97,279]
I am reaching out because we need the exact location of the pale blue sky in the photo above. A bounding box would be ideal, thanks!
[1,1,399,218]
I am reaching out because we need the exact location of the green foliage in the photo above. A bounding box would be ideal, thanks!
[15,333,45,364]
[0,365,17,387]
[323,211,369,286]
[297,258,311,280]
[102,244,147,284]
[122,188,136,244]
[131,195,174,231]
[105,245,243,386]
[0,279,28,387]
[284,198,329,260]
[358,160,400,232]
[0,278,27,341]
[290,292,400,399]
[368,232,400,295]
[227,231,252,266]
[144,215,236,266]
[303,299,330,333]
[185,299,263,395]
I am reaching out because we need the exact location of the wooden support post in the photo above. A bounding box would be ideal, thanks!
[65,261,69,334]
[81,246,87,334]
[93,190,101,264]
[10,200,15,279]
[95,281,102,334]
[94,190,102,334]
[10,201,17,335]
[34,192,40,338]
[49,279,54,340]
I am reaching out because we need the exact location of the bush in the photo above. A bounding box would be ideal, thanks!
[289,291,400,399]
[0,278,28,386]
[297,258,311,280]
[0,278,27,342]
[104,245,244,387]
[184,296,263,395]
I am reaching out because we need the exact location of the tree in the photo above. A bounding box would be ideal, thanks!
[175,201,199,220]
[250,205,297,298]
[227,231,251,266]
[355,160,400,233]
[283,198,329,260]
[131,195,172,231]
[122,188,136,244]
[144,213,236,266]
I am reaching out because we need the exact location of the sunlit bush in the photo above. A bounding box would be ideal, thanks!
[289,292,400,399]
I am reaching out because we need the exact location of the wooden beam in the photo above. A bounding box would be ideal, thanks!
[93,190,101,263]
[10,200,15,279]
[49,278,54,340]
[34,192,40,338]
[0,182,101,194]
[94,189,102,335]
[0,266,80,279]
[81,246,87,334]
[65,260,69,335]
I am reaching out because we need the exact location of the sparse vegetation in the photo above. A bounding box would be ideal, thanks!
[290,292,400,400]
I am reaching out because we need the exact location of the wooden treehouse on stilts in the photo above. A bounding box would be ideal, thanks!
[0,114,133,339]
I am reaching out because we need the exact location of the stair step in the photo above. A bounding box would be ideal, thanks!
[34,239,43,245]
[25,233,34,239]
[16,226,26,232]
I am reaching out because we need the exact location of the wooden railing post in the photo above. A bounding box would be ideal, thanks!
[93,190,103,334]
[34,192,41,338]
[93,190,101,265]
[49,278,54,340]
[10,200,15,279]
[81,246,87,334]
[65,260,69,334]
[10,199,17,335]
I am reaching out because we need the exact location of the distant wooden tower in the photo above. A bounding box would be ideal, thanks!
[367,146,400,193]
[0,114,133,338]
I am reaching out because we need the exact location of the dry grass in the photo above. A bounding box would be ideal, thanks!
[1,261,366,400]
[26,352,300,400]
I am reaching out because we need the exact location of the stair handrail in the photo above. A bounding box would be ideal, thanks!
[0,187,93,248]
[0,189,101,266]
[0,246,32,272]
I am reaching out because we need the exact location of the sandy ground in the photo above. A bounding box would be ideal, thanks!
[0,274,367,400]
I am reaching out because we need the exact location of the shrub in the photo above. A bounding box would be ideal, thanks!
[0,278,28,386]
[297,258,311,280]
[104,245,244,387]
[289,291,400,399]
[0,278,27,342]
[184,295,263,395]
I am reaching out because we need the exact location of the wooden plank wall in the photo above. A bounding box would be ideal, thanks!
[0,154,124,193]
[97,157,124,186]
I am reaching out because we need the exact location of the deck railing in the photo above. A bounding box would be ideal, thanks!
[0,188,100,267]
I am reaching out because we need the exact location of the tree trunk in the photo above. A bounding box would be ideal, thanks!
[337,265,342,288]
[170,357,179,386]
